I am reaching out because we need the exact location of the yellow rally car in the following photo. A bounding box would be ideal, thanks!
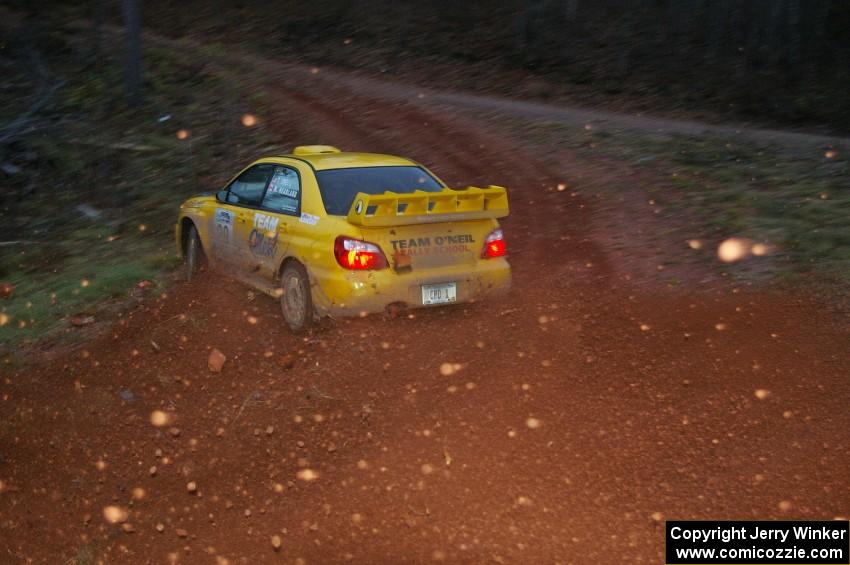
[175,146,510,331]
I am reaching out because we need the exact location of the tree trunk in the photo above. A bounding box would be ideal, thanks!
[123,0,143,107]
[563,0,578,21]
[766,0,785,69]
[514,0,530,55]
[90,0,105,62]
[785,0,801,72]
[804,0,830,81]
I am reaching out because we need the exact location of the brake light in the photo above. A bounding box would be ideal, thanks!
[334,236,388,270]
[482,228,506,258]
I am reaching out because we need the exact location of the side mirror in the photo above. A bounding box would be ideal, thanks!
[216,190,228,203]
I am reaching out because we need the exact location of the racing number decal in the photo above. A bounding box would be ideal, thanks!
[214,208,234,242]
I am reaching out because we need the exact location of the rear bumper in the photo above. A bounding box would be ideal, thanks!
[309,259,511,317]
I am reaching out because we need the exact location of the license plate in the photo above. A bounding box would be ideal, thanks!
[421,282,457,305]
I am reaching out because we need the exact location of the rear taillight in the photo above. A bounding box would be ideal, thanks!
[481,228,506,258]
[334,236,388,270]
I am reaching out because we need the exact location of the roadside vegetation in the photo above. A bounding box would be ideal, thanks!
[0,13,275,356]
[507,115,849,289]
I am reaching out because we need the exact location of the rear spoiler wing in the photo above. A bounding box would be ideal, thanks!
[346,186,509,227]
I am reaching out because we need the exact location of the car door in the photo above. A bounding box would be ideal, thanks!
[210,164,274,268]
[252,165,303,280]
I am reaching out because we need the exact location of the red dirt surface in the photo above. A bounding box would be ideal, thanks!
[1,52,849,564]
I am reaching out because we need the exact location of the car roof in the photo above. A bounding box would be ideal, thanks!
[273,151,417,171]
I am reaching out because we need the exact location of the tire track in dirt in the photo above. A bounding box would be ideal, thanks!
[266,76,616,288]
[137,27,618,286]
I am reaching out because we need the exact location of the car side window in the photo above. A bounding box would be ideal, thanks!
[227,164,273,207]
[261,166,301,215]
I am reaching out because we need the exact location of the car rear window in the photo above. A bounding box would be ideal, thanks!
[316,166,444,215]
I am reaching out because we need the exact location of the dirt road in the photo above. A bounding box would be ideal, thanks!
[1,45,848,564]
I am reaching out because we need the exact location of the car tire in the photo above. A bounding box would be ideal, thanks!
[185,224,205,281]
[280,262,314,333]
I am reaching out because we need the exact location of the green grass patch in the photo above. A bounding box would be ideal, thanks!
[503,115,850,286]
[0,244,168,350]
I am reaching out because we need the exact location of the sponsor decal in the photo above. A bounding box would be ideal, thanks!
[299,212,319,225]
[267,168,299,198]
[388,234,476,256]
[253,213,280,232]
[264,168,299,213]
[248,212,280,257]
[214,208,233,242]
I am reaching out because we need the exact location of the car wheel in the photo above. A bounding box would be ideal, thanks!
[280,262,314,333]
[185,224,205,281]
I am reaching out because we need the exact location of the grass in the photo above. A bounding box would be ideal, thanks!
[0,22,276,356]
[503,115,850,286]
[1,250,170,346]
[636,135,848,282]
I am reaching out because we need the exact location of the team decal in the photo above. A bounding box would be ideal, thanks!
[248,212,280,257]
[389,234,475,256]
[299,212,319,225]
[214,208,233,242]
